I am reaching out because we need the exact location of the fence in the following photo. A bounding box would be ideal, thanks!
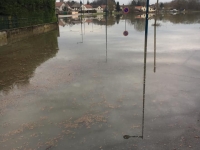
[0,16,56,30]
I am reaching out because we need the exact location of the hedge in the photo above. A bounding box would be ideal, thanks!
[0,0,56,18]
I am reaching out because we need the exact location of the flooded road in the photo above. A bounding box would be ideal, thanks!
[1,13,200,150]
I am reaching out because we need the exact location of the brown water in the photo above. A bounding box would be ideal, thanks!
[0,13,200,150]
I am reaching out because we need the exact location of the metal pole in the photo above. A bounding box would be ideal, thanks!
[142,0,150,139]
[154,0,159,73]
[125,19,126,30]
[123,1,149,140]
[106,0,108,14]
[81,17,83,43]
[106,0,108,63]
[156,0,159,14]
[154,17,157,73]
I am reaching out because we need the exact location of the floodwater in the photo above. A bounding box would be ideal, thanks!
[0,13,200,150]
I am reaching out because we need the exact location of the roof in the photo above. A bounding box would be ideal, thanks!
[101,5,106,9]
[71,3,80,8]
[84,4,93,8]
[91,5,99,8]
[65,3,69,7]
[56,2,64,7]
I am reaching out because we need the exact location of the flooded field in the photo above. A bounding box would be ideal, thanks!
[0,13,200,150]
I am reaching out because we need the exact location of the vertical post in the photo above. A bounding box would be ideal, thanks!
[154,0,159,73]
[81,15,83,43]
[154,17,157,73]
[142,0,150,139]
[145,0,149,37]
[106,0,108,62]
[106,0,108,15]
[81,1,82,17]
[84,19,85,35]
[83,0,84,15]
[125,18,126,30]
[156,0,159,14]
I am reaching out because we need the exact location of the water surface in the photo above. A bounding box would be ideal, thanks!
[0,13,200,150]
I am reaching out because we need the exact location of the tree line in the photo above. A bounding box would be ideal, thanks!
[128,0,200,11]
[162,0,200,11]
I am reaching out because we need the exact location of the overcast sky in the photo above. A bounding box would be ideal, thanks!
[57,0,172,5]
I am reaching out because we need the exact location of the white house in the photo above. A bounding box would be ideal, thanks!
[94,6,104,13]
[135,6,156,12]
[56,2,66,11]
[80,4,94,13]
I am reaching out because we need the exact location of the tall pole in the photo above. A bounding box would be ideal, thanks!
[84,20,85,34]
[83,0,84,15]
[106,0,108,14]
[154,18,156,72]
[80,3,82,22]
[154,0,159,73]
[125,18,126,30]
[81,22,83,43]
[156,0,159,14]
[106,0,108,62]
[154,17,157,73]
[123,1,149,140]
[142,0,150,139]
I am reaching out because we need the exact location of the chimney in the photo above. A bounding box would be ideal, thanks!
[60,0,64,2]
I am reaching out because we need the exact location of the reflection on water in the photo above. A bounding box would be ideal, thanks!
[0,31,59,94]
[59,13,200,32]
[162,12,200,24]
[1,12,200,150]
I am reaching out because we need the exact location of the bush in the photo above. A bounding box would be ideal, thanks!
[0,0,56,19]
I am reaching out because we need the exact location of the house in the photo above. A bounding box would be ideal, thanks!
[69,3,80,14]
[94,6,104,13]
[135,6,146,12]
[71,3,81,11]
[135,6,156,12]
[80,4,94,13]
[56,2,67,11]
[55,2,72,14]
